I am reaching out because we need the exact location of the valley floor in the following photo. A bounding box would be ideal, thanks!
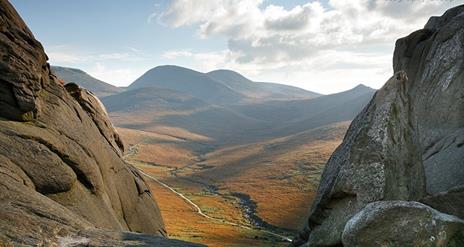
[120,122,348,246]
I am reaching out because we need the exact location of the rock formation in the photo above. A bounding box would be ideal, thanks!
[0,0,202,246]
[292,5,464,247]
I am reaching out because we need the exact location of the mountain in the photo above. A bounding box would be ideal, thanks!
[128,65,321,105]
[0,1,201,246]
[106,81,373,244]
[129,65,246,105]
[292,6,464,246]
[230,84,376,138]
[102,84,374,146]
[103,87,208,113]
[232,84,373,122]
[52,66,124,97]
[101,87,267,147]
[206,69,320,100]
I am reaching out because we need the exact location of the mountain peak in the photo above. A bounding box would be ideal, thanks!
[129,64,245,105]
[150,64,199,73]
[353,84,371,90]
[208,69,248,77]
[349,84,375,93]
[207,69,252,84]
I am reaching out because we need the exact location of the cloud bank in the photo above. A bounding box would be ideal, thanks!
[157,0,460,93]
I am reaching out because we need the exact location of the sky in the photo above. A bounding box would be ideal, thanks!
[10,0,462,94]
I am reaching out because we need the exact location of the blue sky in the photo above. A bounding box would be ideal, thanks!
[10,0,461,94]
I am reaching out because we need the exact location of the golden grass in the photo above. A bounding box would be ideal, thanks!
[117,127,183,145]
[121,121,350,245]
[189,122,350,230]
[118,127,207,167]
[144,126,211,142]
[133,143,196,168]
[143,166,289,247]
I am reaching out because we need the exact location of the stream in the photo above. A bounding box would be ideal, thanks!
[138,170,292,242]
[126,144,292,242]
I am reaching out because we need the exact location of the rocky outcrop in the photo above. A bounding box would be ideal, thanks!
[0,0,202,246]
[292,5,464,247]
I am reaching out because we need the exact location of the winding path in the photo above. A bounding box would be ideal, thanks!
[126,144,292,242]
[139,170,215,220]
[139,170,292,242]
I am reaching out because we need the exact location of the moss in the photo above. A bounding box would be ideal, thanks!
[21,110,35,121]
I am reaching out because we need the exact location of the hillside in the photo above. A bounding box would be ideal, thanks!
[102,90,266,147]
[103,87,208,113]
[193,122,351,230]
[104,82,374,147]
[231,84,375,137]
[52,65,124,97]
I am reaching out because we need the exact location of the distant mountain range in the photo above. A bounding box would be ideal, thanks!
[52,64,375,147]
[53,65,320,103]
[129,65,320,104]
[51,63,376,233]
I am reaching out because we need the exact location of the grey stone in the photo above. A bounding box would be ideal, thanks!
[292,5,464,246]
[342,201,464,247]
[423,129,464,194]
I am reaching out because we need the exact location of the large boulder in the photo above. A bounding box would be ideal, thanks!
[292,5,464,246]
[342,201,464,247]
[0,0,202,246]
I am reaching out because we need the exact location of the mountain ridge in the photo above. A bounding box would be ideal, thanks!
[103,82,375,146]
[128,65,246,105]
[207,69,321,100]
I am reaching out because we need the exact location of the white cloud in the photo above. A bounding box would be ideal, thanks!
[157,0,461,93]
[45,45,150,86]
[46,45,146,64]
[159,0,458,55]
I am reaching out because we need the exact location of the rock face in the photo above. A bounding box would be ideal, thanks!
[292,5,464,247]
[0,1,202,246]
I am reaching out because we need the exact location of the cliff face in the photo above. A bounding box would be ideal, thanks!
[0,1,202,246]
[293,5,464,247]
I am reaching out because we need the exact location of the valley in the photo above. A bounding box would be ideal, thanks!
[54,64,374,246]
[114,119,351,246]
